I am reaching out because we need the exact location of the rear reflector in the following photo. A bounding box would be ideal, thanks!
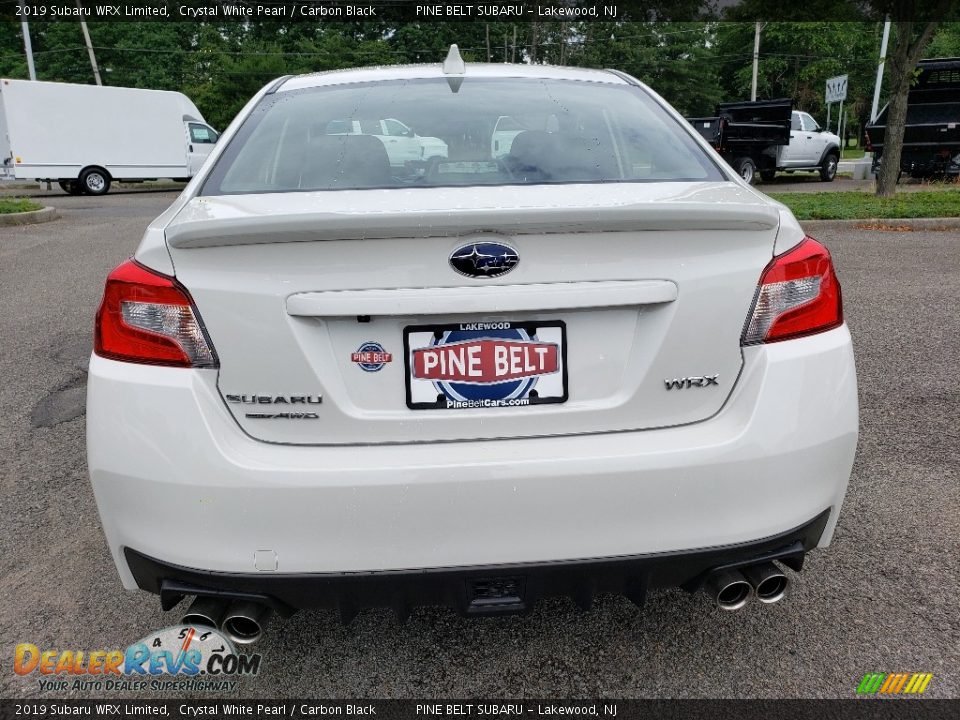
[742,236,843,345]
[94,259,217,367]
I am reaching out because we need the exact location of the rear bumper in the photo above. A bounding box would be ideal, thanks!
[87,326,858,596]
[126,510,830,618]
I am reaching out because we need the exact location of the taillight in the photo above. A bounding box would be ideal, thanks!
[742,236,843,345]
[864,131,873,152]
[94,259,217,367]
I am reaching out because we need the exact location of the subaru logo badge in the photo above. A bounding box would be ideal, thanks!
[449,242,519,279]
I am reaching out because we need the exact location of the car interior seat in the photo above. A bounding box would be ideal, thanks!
[299,134,392,189]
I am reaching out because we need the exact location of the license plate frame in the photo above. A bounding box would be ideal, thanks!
[403,320,568,411]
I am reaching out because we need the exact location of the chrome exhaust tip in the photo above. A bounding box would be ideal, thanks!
[221,601,272,645]
[742,562,789,604]
[180,596,228,629]
[704,568,753,611]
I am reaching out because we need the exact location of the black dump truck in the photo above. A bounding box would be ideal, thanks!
[687,98,840,184]
[866,57,960,178]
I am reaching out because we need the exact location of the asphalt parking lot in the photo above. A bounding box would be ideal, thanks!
[1,189,958,700]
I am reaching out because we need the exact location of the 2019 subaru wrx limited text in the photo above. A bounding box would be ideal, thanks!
[87,51,858,642]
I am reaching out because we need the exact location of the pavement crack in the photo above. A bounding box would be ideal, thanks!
[30,373,87,428]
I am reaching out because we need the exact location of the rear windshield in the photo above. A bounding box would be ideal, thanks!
[203,77,723,195]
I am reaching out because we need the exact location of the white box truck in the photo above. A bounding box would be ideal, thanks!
[0,79,218,195]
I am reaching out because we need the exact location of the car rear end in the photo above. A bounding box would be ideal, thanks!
[87,63,857,631]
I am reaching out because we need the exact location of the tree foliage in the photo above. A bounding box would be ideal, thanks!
[1,17,958,153]
[714,22,881,135]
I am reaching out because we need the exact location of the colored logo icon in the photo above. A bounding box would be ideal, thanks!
[351,342,392,372]
[856,673,933,695]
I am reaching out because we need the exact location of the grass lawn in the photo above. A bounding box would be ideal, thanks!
[0,197,43,214]
[841,147,865,160]
[769,190,960,220]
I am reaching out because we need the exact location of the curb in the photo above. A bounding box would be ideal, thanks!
[803,217,960,232]
[117,182,187,190]
[0,206,59,227]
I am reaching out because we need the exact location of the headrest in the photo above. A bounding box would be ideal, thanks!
[300,134,391,189]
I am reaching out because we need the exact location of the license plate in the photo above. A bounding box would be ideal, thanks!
[404,321,568,410]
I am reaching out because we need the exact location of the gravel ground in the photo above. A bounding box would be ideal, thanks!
[1,191,957,699]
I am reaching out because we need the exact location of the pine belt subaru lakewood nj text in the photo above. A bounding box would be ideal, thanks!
[87,46,858,643]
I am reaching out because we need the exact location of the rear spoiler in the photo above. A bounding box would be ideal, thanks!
[166,202,780,249]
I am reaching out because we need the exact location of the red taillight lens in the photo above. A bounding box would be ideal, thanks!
[864,131,873,152]
[94,259,217,367]
[742,236,843,345]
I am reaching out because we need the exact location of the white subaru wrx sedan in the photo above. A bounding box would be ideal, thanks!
[87,53,858,642]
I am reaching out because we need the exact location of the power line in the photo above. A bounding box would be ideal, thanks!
[0,45,87,60]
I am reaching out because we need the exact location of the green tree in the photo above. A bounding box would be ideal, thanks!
[561,22,723,116]
[714,21,880,134]
[873,17,947,196]
[390,22,492,63]
[0,22,30,78]
[87,22,193,90]
[17,22,91,83]
[926,22,960,57]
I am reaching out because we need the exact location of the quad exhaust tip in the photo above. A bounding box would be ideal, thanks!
[742,562,789,604]
[181,596,273,645]
[221,600,272,645]
[703,562,790,610]
[180,596,228,629]
[704,568,753,611]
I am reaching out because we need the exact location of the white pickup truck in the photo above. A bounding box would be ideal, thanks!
[324,118,448,168]
[766,110,843,182]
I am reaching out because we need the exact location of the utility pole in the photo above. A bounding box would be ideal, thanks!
[838,102,845,151]
[76,0,102,86]
[512,26,517,63]
[870,16,892,123]
[18,0,37,80]
[751,21,763,102]
[485,24,491,63]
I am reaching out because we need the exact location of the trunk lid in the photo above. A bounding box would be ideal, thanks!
[165,182,778,445]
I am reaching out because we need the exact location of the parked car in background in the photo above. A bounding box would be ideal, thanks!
[88,52,857,643]
[0,79,218,195]
[325,117,448,168]
[490,115,525,158]
[866,57,960,178]
[687,100,841,183]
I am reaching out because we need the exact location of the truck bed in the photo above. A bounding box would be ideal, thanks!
[687,98,792,152]
[867,58,960,176]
